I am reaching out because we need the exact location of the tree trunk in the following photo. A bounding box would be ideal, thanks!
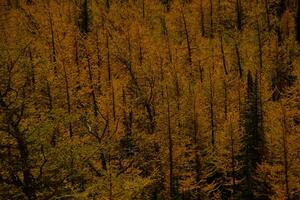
[96,30,102,85]
[200,0,205,37]
[220,34,228,75]
[296,0,300,43]
[182,11,192,67]
[235,43,243,78]
[86,52,98,117]
[106,32,111,83]
[280,103,290,200]
[166,87,174,200]
[142,0,145,18]
[209,0,214,37]
[264,0,271,31]
[48,8,57,74]
[209,68,215,147]
[236,0,242,30]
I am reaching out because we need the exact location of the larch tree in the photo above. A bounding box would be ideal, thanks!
[0,0,300,200]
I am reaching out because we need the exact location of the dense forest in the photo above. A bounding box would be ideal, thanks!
[0,0,300,199]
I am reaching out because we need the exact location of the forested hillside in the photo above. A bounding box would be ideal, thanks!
[0,0,300,199]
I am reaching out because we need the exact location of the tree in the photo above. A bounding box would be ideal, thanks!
[237,71,269,200]
[79,0,89,33]
[296,0,300,43]
[1,0,300,199]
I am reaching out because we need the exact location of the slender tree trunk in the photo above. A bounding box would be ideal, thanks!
[200,0,205,37]
[138,29,143,66]
[112,81,116,121]
[142,0,145,18]
[46,81,59,146]
[264,0,271,31]
[280,103,290,200]
[101,153,107,171]
[209,68,215,147]
[159,57,165,98]
[96,30,102,85]
[209,0,214,37]
[236,0,242,30]
[166,87,174,200]
[237,80,242,132]
[86,52,98,117]
[220,34,228,75]
[81,0,89,33]
[296,0,300,43]
[106,32,111,83]
[74,34,81,84]
[106,32,116,120]
[198,61,204,83]
[48,7,57,74]
[182,10,192,67]
[223,79,228,120]
[235,43,243,78]
[220,32,228,121]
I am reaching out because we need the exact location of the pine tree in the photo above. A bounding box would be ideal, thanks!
[237,71,269,200]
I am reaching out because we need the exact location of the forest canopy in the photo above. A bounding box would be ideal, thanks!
[0,0,300,199]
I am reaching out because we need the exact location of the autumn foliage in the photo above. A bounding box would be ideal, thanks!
[0,0,300,199]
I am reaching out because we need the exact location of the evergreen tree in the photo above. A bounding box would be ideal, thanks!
[237,71,269,200]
